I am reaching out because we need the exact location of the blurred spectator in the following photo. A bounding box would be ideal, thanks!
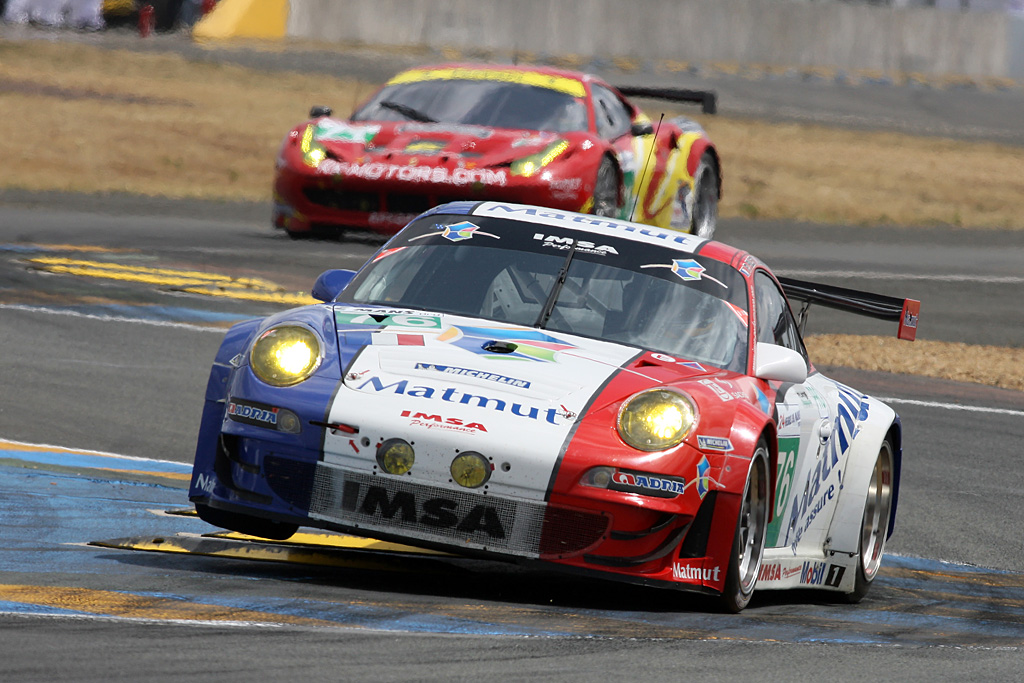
[177,0,207,27]
[101,0,204,31]
[3,0,103,29]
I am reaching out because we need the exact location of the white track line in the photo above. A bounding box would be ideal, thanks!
[878,396,1024,417]
[777,269,1024,284]
[0,303,226,332]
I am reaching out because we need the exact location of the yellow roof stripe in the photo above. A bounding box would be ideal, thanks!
[389,67,586,98]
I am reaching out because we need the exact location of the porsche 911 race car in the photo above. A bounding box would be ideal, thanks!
[272,63,720,239]
[191,201,920,611]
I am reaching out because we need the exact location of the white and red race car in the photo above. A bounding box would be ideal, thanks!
[189,201,919,611]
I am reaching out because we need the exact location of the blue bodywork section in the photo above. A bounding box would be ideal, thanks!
[311,269,357,303]
[188,306,341,523]
[888,413,903,540]
[419,200,479,218]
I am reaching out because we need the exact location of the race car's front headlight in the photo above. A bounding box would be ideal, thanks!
[300,124,327,168]
[450,451,491,488]
[377,439,415,475]
[510,140,570,177]
[617,389,697,452]
[250,325,323,387]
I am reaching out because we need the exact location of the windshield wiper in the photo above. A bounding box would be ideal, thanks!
[379,100,437,123]
[534,242,578,329]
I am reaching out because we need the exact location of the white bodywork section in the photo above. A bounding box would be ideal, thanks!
[758,373,896,593]
[322,310,639,502]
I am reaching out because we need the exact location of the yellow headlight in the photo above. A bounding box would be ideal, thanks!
[450,452,491,488]
[617,389,697,452]
[250,325,322,387]
[300,124,328,168]
[376,439,415,475]
[510,140,570,177]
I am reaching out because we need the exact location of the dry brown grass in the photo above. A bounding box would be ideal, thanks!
[0,40,377,199]
[807,335,1024,392]
[3,40,1024,229]
[703,117,1024,229]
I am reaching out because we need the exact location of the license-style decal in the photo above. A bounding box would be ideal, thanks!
[336,312,443,329]
[314,119,380,143]
[696,435,733,452]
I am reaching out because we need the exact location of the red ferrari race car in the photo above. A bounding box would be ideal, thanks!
[273,63,721,239]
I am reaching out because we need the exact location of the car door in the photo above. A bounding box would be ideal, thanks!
[590,84,643,217]
[752,270,834,555]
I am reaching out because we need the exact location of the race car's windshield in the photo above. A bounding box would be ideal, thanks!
[352,79,589,133]
[339,213,750,372]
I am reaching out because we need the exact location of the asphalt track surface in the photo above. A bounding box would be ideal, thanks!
[2,27,1024,683]
[2,196,1023,681]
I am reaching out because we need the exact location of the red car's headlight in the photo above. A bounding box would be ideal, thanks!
[300,124,328,168]
[510,140,570,177]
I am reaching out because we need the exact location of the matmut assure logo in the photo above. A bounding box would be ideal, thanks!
[358,376,567,425]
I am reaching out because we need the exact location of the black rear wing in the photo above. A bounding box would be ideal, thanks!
[613,86,717,115]
[778,277,920,341]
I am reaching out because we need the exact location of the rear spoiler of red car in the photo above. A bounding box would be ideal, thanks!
[777,277,921,341]
[614,86,717,115]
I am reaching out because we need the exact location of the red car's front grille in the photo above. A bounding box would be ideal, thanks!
[303,187,380,212]
[303,187,466,215]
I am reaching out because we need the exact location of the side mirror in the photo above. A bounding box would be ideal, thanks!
[753,342,808,384]
[311,269,356,302]
[309,105,333,118]
[630,120,654,136]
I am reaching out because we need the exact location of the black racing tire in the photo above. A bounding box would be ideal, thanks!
[592,157,619,218]
[843,437,896,603]
[195,503,299,541]
[690,152,719,239]
[720,441,769,613]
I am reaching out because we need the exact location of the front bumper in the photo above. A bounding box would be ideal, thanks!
[192,425,735,594]
[272,165,588,235]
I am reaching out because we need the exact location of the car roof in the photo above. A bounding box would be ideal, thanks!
[426,201,752,268]
[387,63,599,97]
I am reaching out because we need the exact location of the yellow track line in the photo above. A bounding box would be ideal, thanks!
[209,530,453,555]
[26,257,316,305]
[0,584,343,627]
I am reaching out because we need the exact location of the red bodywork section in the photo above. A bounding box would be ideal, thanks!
[536,350,780,593]
[274,123,604,235]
